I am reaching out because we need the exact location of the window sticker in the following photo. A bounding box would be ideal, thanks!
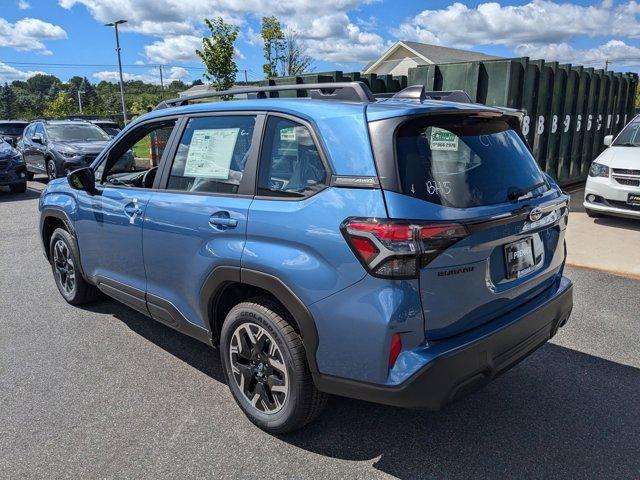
[430,128,459,151]
[184,128,239,179]
[280,127,296,142]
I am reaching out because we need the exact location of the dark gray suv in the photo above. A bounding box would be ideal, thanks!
[19,120,114,180]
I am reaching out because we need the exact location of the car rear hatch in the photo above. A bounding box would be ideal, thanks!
[368,110,569,340]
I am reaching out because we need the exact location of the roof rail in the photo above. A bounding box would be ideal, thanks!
[156,81,376,109]
[374,85,472,104]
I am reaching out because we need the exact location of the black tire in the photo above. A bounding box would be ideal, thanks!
[47,159,58,181]
[25,170,34,181]
[49,228,98,305]
[585,208,602,218]
[9,182,27,193]
[220,298,327,433]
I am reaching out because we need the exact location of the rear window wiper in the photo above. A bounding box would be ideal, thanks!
[507,181,547,201]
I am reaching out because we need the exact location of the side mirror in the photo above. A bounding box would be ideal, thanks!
[32,133,44,145]
[67,167,96,194]
[603,135,613,147]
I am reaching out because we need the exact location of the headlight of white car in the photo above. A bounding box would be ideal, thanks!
[589,162,609,178]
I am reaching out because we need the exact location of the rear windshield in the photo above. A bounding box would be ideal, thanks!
[395,116,548,208]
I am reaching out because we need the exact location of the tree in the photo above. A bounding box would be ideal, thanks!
[0,83,17,118]
[279,31,314,76]
[261,16,284,78]
[44,91,74,118]
[196,17,239,92]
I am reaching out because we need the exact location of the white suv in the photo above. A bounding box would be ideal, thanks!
[584,115,640,219]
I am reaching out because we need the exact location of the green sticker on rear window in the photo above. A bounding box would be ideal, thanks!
[430,128,458,151]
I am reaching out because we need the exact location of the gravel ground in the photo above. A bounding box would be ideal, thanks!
[1,180,638,479]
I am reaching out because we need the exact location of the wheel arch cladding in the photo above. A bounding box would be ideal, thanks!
[201,266,320,373]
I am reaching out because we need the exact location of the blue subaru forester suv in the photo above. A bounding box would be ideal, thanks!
[39,83,573,432]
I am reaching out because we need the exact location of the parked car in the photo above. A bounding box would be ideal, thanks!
[0,137,27,193]
[39,83,573,433]
[19,119,118,180]
[584,115,640,219]
[89,119,121,138]
[0,120,29,147]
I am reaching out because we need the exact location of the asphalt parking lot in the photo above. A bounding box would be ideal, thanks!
[1,180,639,479]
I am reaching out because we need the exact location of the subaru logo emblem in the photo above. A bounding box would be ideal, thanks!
[528,207,543,222]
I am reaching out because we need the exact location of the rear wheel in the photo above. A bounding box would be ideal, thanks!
[585,208,602,218]
[9,182,26,193]
[49,228,98,305]
[220,299,327,433]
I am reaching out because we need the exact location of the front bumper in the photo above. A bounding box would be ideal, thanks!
[0,163,27,186]
[583,199,640,219]
[314,276,573,409]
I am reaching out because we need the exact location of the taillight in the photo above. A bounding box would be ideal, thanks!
[342,218,467,278]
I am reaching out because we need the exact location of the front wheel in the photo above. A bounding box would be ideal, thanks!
[47,159,58,181]
[220,299,327,433]
[49,228,98,305]
[585,208,602,218]
[9,182,27,193]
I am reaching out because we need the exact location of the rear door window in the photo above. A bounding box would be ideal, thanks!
[395,116,548,208]
[257,117,327,198]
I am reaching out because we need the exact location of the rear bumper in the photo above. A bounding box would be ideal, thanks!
[314,276,573,409]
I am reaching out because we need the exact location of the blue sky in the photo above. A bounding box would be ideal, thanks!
[2,0,640,85]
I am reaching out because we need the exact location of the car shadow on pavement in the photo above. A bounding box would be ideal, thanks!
[84,299,639,479]
[0,187,42,202]
[592,216,640,232]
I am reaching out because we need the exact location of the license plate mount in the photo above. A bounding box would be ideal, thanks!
[627,193,640,206]
[504,237,535,280]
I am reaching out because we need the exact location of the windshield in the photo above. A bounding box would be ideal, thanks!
[99,126,120,136]
[0,124,27,136]
[395,116,548,208]
[46,124,110,142]
[612,119,640,146]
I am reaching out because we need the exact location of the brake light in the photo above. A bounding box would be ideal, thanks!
[342,218,467,278]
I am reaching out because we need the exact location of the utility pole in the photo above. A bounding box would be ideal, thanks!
[105,19,128,123]
[605,59,610,71]
[77,89,84,114]
[77,77,84,114]
[243,69,248,83]
[159,64,164,90]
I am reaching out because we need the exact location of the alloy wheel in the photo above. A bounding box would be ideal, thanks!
[47,160,57,181]
[53,239,75,295]
[229,322,289,414]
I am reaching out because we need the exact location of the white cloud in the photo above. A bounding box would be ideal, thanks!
[516,39,640,67]
[0,62,44,83]
[59,0,384,65]
[168,66,188,80]
[17,0,31,10]
[394,0,640,49]
[144,35,201,64]
[93,70,160,84]
[93,66,191,84]
[0,17,67,54]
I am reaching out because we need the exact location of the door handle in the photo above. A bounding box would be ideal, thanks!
[124,199,144,222]
[209,211,238,230]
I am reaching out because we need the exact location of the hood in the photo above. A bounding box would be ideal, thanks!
[0,140,18,159]
[53,140,109,155]
[594,146,640,169]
